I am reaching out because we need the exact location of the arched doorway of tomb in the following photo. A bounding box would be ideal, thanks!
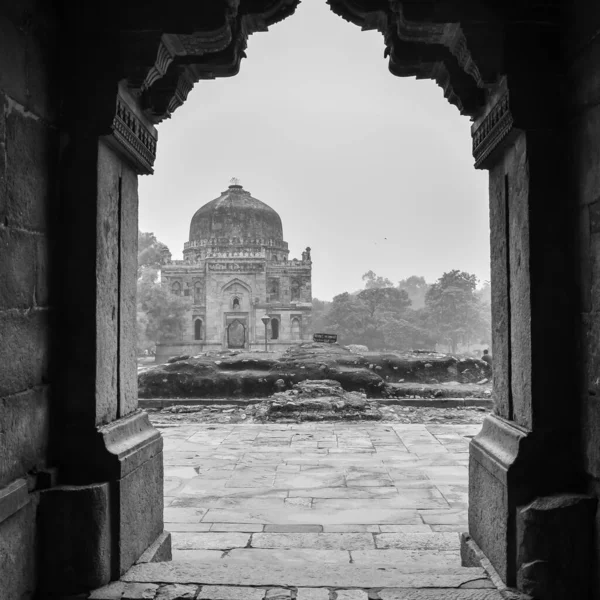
[194,319,203,341]
[227,319,246,348]
[291,317,301,341]
[270,317,280,340]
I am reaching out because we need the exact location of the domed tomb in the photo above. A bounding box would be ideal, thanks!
[159,180,312,358]
[190,183,282,240]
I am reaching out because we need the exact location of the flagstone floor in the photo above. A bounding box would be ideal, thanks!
[92,421,505,599]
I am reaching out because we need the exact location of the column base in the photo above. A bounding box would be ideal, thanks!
[467,414,580,587]
[38,411,169,596]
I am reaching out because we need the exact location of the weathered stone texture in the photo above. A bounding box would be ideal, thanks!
[0,309,49,397]
[4,108,57,232]
[0,387,50,487]
[505,134,532,430]
[38,484,112,594]
[488,159,511,421]
[120,166,140,417]
[0,227,38,309]
[516,494,597,600]
[468,451,509,583]
[119,451,165,574]
[0,8,58,600]
[96,140,121,425]
[0,500,37,600]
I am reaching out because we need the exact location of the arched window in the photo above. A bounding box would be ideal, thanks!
[270,318,279,340]
[232,297,240,309]
[194,282,203,303]
[268,278,280,302]
[194,319,203,341]
[291,279,300,301]
[171,282,181,296]
[291,317,301,341]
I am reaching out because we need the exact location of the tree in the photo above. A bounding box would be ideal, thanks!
[381,309,438,351]
[136,268,191,353]
[311,298,332,333]
[424,270,486,353]
[138,231,170,275]
[356,287,411,318]
[397,275,430,309]
[362,270,394,289]
[325,288,411,349]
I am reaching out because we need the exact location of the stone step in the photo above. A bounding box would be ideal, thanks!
[122,559,493,589]
[172,547,462,570]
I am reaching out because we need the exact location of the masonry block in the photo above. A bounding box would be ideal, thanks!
[516,494,597,599]
[0,309,49,397]
[38,483,112,595]
[0,227,37,309]
[0,387,50,487]
[0,499,37,600]
[5,106,58,231]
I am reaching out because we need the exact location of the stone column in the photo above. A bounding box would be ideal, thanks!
[465,77,585,589]
[37,81,169,596]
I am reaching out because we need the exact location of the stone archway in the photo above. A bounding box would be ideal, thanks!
[9,2,590,598]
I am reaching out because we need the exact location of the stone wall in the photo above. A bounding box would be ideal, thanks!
[569,1,600,595]
[0,3,59,598]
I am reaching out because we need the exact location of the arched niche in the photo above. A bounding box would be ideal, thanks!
[270,317,280,340]
[291,317,301,341]
[194,318,203,341]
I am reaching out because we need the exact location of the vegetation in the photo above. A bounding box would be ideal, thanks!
[314,270,491,353]
[136,231,190,354]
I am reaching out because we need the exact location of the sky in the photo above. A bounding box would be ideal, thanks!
[138,0,490,301]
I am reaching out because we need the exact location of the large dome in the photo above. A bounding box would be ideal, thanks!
[189,184,283,243]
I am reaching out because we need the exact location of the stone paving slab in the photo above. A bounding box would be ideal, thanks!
[122,562,490,588]
[200,508,425,525]
[374,533,459,551]
[378,591,502,599]
[334,592,369,600]
[349,550,460,569]
[197,586,264,599]
[251,533,374,550]
[171,532,250,550]
[225,548,351,564]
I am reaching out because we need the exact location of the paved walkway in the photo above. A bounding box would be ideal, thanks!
[92,422,503,599]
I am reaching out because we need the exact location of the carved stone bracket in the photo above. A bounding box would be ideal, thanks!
[328,0,490,117]
[472,91,515,169]
[108,92,158,174]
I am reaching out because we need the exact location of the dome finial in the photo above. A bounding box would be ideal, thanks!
[229,176,241,187]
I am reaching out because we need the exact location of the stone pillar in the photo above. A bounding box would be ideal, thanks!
[37,81,169,596]
[465,77,585,589]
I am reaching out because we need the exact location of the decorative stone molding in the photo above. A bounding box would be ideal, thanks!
[472,92,514,169]
[209,262,265,272]
[328,0,488,116]
[142,34,185,91]
[110,95,157,174]
[390,2,483,87]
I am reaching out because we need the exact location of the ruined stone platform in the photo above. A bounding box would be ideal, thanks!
[138,344,492,400]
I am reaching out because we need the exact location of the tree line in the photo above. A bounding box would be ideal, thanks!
[313,270,491,353]
[137,232,190,354]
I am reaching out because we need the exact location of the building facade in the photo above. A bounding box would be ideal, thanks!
[156,182,312,360]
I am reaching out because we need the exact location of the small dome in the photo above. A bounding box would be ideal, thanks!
[189,184,283,243]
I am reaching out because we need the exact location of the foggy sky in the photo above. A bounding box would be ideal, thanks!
[138,0,490,301]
